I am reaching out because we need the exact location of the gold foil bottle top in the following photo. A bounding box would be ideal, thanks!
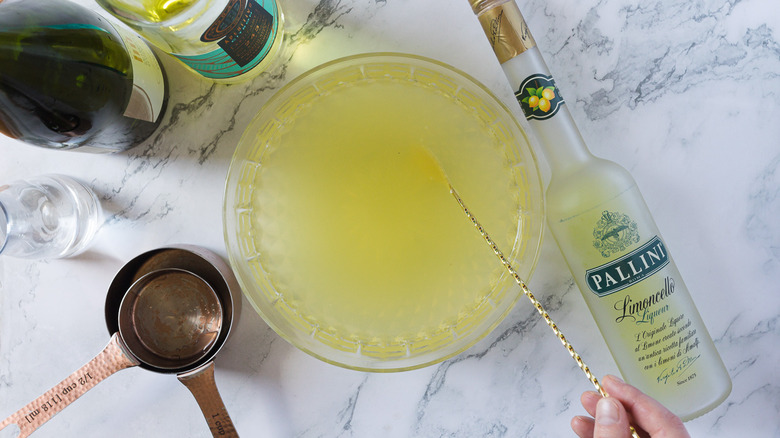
[468,0,506,14]
[469,0,536,64]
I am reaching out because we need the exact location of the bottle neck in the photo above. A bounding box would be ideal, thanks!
[472,0,594,174]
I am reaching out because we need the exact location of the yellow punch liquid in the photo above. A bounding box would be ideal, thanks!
[234,70,538,364]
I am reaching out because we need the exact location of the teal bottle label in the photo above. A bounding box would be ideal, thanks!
[174,0,279,79]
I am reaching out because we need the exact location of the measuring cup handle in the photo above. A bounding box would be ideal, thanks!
[0,333,139,438]
[178,362,239,438]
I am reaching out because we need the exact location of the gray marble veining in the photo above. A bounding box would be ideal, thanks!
[2,0,778,436]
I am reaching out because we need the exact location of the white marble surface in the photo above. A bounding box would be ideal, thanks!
[2,0,779,436]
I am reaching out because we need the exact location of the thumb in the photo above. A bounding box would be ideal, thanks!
[593,397,631,438]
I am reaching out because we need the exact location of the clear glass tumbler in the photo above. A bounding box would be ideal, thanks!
[0,174,103,259]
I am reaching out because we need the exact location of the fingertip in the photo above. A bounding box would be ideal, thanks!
[598,374,689,437]
[593,397,631,437]
[571,415,595,438]
[596,397,621,425]
[602,374,624,387]
[581,390,601,404]
[601,374,638,402]
[580,390,601,416]
[605,374,624,382]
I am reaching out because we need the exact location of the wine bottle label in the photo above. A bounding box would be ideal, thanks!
[113,26,166,123]
[173,0,279,79]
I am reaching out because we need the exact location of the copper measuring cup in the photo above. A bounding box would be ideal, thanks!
[0,245,241,437]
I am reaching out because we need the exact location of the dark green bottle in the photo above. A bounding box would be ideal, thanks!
[0,0,168,152]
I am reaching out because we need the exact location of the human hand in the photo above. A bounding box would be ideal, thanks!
[571,375,690,438]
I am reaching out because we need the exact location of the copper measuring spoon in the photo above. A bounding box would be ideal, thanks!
[0,246,240,437]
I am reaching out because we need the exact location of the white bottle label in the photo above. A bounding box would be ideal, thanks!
[113,26,165,123]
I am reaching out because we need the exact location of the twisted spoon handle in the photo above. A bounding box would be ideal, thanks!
[450,186,640,438]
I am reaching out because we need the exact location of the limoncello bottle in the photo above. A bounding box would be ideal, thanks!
[97,0,284,83]
[468,0,731,421]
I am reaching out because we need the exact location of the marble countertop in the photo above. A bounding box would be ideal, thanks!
[2,0,778,436]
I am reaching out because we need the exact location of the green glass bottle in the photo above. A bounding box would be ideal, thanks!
[0,0,168,152]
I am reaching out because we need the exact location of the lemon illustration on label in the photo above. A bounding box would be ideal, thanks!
[515,74,564,120]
